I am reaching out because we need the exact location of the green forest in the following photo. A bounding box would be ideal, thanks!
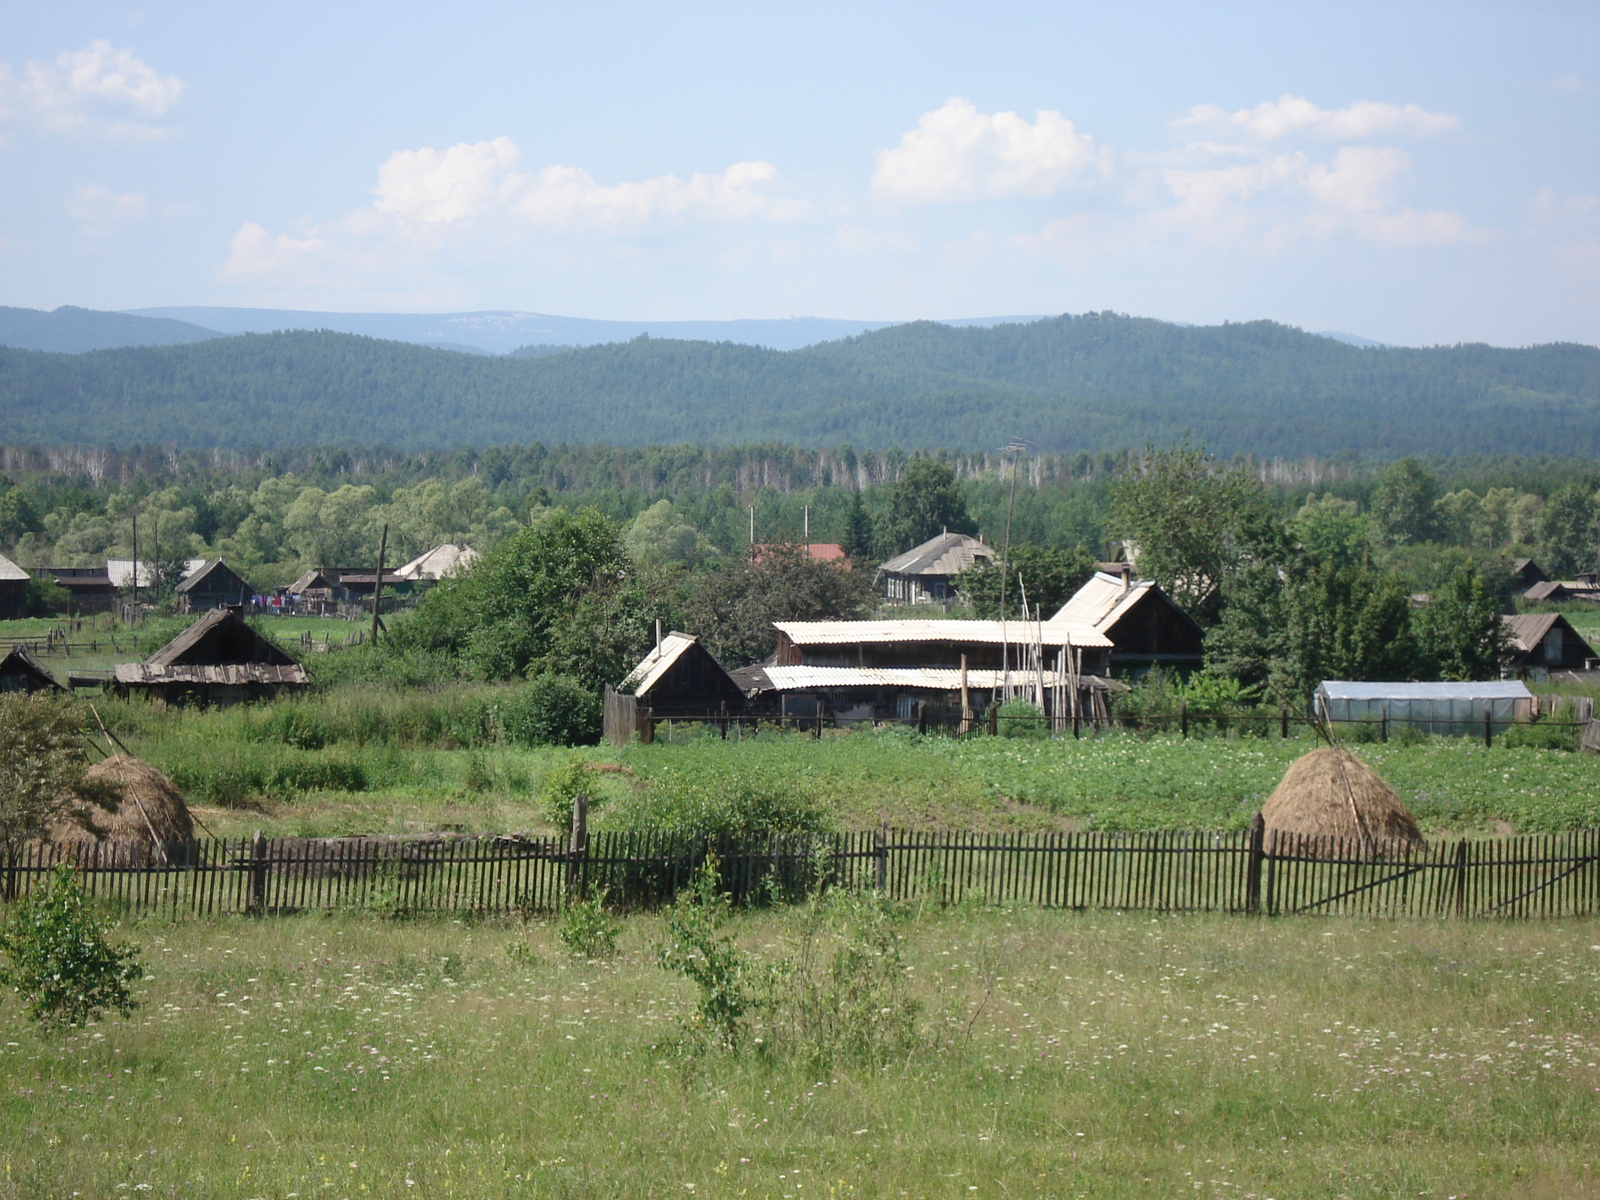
[3,312,1598,455]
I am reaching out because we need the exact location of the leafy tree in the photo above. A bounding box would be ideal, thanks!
[623,500,718,567]
[840,490,874,564]
[1370,457,1442,545]
[0,695,117,845]
[874,459,976,557]
[1278,559,1418,699]
[1537,484,1600,578]
[496,674,602,746]
[956,544,1097,617]
[1413,566,1511,680]
[1107,444,1279,623]
[679,543,875,668]
[0,864,141,1031]
[1289,494,1371,568]
[0,481,40,548]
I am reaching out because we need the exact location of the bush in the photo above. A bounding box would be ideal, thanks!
[994,699,1048,739]
[538,760,601,836]
[558,892,619,958]
[0,864,141,1030]
[496,674,601,747]
[605,766,828,837]
[1500,717,1579,752]
[656,857,752,1050]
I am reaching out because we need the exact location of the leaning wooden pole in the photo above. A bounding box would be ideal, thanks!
[370,523,388,645]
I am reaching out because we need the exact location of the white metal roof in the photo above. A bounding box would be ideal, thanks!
[1048,570,1153,630]
[619,632,700,696]
[0,552,28,582]
[1317,680,1533,701]
[773,618,1112,649]
[106,557,207,588]
[396,543,480,581]
[755,664,1105,691]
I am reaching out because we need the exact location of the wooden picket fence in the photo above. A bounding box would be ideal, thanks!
[4,822,1600,920]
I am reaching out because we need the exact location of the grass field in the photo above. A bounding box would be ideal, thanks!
[1,904,1597,1199]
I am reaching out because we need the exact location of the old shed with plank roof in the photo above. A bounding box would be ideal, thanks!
[114,606,308,704]
[1048,570,1205,675]
[0,551,27,620]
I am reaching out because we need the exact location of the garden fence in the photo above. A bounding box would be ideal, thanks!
[4,822,1599,921]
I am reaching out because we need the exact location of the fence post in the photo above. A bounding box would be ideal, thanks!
[1380,707,1388,743]
[917,702,927,736]
[1245,813,1265,914]
[638,706,654,745]
[1280,705,1288,739]
[1484,710,1493,749]
[566,794,589,903]
[987,704,998,736]
[1179,700,1188,739]
[875,825,888,894]
[1453,838,1469,917]
[248,830,268,914]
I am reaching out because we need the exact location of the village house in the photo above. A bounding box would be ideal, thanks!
[1503,613,1599,676]
[0,644,62,694]
[39,565,118,613]
[113,606,308,705]
[1511,557,1549,593]
[1046,569,1206,677]
[0,552,28,620]
[174,559,253,613]
[750,542,851,568]
[878,531,993,604]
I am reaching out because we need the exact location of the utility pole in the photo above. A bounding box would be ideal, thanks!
[997,440,1030,699]
[802,505,810,543]
[130,512,139,607]
[749,505,755,551]
[370,523,388,645]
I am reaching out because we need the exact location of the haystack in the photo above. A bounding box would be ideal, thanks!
[50,754,194,861]
[1259,746,1423,849]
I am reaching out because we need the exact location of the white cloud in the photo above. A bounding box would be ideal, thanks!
[1175,94,1457,141]
[1,39,183,141]
[222,137,810,286]
[65,183,148,235]
[1551,73,1587,95]
[873,96,1110,202]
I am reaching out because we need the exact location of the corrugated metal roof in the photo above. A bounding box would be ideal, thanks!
[396,543,480,581]
[114,663,309,685]
[773,618,1112,649]
[619,632,699,695]
[0,553,29,582]
[879,532,994,577]
[1317,680,1532,701]
[751,664,1113,691]
[107,557,207,589]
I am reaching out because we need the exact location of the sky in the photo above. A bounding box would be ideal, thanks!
[0,2,1596,347]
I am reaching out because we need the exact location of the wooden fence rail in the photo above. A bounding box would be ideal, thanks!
[4,823,1599,920]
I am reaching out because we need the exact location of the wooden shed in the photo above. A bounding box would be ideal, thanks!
[114,606,308,705]
[175,558,252,613]
[1047,570,1206,676]
[0,552,27,620]
[0,645,63,694]
[1504,613,1599,674]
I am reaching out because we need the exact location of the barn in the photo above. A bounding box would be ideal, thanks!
[1503,613,1599,675]
[0,645,63,694]
[1046,569,1206,676]
[174,559,253,612]
[114,606,308,705]
[0,552,27,620]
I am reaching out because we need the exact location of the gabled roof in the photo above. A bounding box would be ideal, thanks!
[0,645,62,689]
[106,558,208,589]
[0,552,28,582]
[146,607,300,669]
[1048,571,1204,638]
[1504,612,1597,659]
[618,632,743,699]
[879,532,993,577]
[396,543,480,581]
[175,558,248,594]
[774,618,1112,649]
[288,568,338,593]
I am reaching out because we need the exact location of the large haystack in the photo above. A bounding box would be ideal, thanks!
[1260,746,1423,849]
[50,754,194,861]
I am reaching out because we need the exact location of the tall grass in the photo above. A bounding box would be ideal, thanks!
[1,906,1596,1198]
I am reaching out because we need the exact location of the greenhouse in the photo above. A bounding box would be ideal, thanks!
[1314,680,1534,737]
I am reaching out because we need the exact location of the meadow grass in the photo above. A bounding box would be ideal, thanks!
[0,904,1597,1198]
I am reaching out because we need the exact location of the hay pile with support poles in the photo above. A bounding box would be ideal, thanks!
[49,754,195,864]
[1259,745,1424,850]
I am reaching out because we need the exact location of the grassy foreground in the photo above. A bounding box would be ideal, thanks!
[1,906,1597,1198]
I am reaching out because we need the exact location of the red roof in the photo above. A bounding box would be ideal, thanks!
[749,543,851,568]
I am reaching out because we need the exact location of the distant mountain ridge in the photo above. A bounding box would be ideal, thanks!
[0,305,221,353]
[2,313,1596,458]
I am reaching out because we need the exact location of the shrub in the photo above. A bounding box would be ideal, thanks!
[994,699,1048,739]
[538,760,601,836]
[496,674,601,747]
[657,857,752,1050]
[558,892,620,958]
[605,766,828,837]
[0,864,141,1030]
[1501,717,1578,752]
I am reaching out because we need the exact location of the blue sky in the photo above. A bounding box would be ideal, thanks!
[1,2,1596,345]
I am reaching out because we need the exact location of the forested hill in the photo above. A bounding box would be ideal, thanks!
[2,313,1597,457]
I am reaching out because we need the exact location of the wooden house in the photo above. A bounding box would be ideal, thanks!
[879,532,994,604]
[616,632,746,718]
[1047,570,1205,676]
[0,552,27,620]
[773,618,1111,674]
[0,645,62,694]
[113,606,308,705]
[1511,558,1549,593]
[40,566,117,614]
[1503,613,1599,675]
[174,559,252,612]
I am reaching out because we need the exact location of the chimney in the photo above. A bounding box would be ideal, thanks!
[655,619,662,652]
[1120,564,1132,594]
